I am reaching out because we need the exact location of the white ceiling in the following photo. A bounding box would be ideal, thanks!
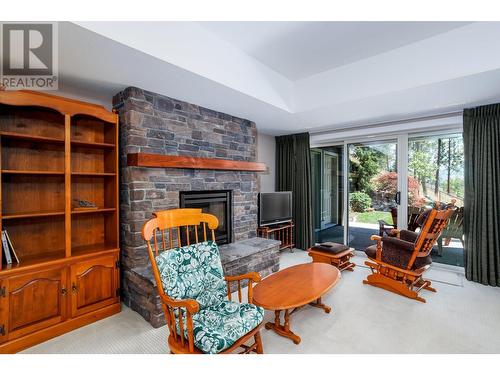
[58,21,500,135]
[199,21,471,80]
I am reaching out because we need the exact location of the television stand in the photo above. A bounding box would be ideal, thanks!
[257,220,295,252]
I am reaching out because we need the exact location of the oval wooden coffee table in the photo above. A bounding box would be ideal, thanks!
[253,263,340,344]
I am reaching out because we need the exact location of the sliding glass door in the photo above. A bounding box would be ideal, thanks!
[347,139,399,250]
[311,129,464,267]
[311,146,345,244]
[322,151,339,227]
[408,132,464,266]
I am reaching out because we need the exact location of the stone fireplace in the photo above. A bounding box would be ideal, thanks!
[113,87,279,327]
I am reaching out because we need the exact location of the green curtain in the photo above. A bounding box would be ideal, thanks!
[464,103,500,286]
[276,132,314,250]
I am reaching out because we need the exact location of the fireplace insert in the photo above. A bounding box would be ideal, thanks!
[179,190,233,244]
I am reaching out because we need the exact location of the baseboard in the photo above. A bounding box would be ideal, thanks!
[430,262,465,274]
[0,303,121,354]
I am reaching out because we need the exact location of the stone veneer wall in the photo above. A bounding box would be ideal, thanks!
[112,87,260,326]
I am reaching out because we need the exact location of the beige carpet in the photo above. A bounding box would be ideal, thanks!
[22,250,500,354]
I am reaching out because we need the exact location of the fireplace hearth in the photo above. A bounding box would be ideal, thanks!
[180,190,233,244]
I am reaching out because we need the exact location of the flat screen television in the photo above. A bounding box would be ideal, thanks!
[259,191,293,226]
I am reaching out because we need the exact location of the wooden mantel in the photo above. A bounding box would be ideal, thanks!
[127,152,268,172]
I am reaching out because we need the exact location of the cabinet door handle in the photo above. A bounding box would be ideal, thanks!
[72,283,78,294]
[61,287,67,296]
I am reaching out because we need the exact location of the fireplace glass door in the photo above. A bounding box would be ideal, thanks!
[179,190,232,244]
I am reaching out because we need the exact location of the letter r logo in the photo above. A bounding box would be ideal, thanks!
[2,23,53,76]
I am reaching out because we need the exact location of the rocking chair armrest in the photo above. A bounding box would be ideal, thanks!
[224,272,261,283]
[225,272,261,304]
[159,294,199,353]
[160,294,200,314]
[378,220,395,227]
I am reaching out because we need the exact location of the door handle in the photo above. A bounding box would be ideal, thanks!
[72,283,78,294]
[395,191,401,205]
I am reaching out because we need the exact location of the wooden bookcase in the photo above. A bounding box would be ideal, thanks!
[0,90,120,353]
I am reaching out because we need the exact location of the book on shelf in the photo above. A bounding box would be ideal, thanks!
[2,230,19,265]
[5,230,19,263]
[2,230,12,264]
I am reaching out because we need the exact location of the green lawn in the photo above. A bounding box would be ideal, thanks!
[351,210,393,225]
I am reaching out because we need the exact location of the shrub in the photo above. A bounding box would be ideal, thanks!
[350,192,372,212]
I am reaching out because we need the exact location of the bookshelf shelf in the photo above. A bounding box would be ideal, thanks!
[1,250,67,272]
[0,90,120,353]
[71,243,118,257]
[0,131,64,144]
[2,211,66,220]
[2,169,65,175]
[71,172,116,177]
[71,140,115,149]
[71,207,116,215]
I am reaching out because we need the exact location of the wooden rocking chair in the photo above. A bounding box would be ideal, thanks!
[363,202,456,303]
[142,208,264,354]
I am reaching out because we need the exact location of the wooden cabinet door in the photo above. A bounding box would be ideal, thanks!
[2,268,68,341]
[70,255,119,317]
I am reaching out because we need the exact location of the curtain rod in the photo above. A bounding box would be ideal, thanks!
[310,110,463,136]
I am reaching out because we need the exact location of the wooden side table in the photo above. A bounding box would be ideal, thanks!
[257,220,294,252]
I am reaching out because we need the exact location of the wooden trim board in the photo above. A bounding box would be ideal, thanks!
[0,303,121,353]
[0,90,116,123]
[127,153,267,172]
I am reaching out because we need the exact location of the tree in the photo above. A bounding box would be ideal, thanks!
[372,171,421,206]
[435,138,442,195]
[349,147,382,193]
[435,136,463,195]
[445,137,464,194]
[408,135,464,200]
[449,177,464,198]
[408,144,434,196]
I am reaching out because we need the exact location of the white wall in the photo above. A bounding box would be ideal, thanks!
[54,83,113,109]
[54,84,277,193]
[257,132,276,192]
[54,83,278,194]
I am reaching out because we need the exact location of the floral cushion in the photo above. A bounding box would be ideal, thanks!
[155,241,227,309]
[155,241,264,354]
[191,300,264,354]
